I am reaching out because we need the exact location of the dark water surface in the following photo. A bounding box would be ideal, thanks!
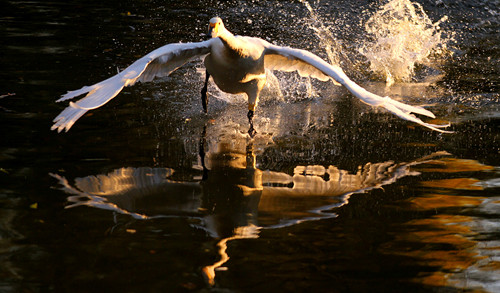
[1,0,499,292]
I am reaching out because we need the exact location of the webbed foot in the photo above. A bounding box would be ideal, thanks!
[247,110,257,138]
[248,126,257,138]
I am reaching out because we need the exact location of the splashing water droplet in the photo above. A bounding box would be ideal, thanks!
[359,0,448,85]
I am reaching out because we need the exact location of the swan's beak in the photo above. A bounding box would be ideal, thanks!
[207,22,217,38]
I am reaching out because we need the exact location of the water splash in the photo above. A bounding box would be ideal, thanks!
[300,0,341,66]
[359,0,448,85]
[299,0,356,71]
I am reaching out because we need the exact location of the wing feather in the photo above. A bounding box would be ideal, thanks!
[265,52,330,82]
[52,40,214,132]
[263,44,451,133]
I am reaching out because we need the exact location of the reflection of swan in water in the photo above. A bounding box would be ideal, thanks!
[50,135,449,285]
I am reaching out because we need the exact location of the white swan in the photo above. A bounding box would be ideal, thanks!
[52,17,451,135]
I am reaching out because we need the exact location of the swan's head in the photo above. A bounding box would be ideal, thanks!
[208,17,224,38]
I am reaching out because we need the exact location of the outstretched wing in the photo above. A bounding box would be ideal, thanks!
[52,40,214,132]
[263,44,451,133]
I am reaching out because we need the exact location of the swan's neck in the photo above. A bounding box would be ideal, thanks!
[217,28,245,57]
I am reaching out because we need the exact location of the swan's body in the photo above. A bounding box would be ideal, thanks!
[52,17,450,134]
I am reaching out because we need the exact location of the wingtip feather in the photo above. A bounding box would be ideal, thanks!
[56,86,94,103]
[382,102,453,133]
[51,104,88,133]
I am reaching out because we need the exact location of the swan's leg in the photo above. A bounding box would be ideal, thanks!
[201,70,210,113]
[246,80,264,138]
